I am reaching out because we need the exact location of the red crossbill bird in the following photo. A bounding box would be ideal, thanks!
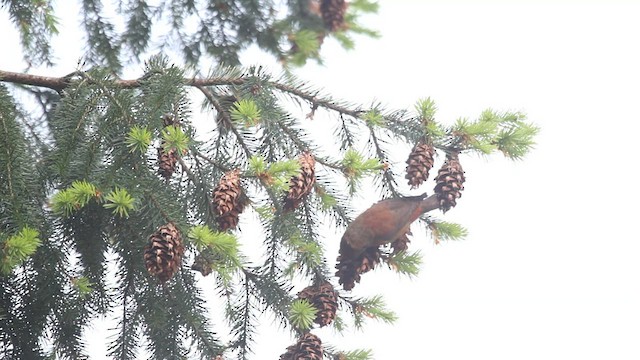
[339,193,440,259]
[335,193,441,290]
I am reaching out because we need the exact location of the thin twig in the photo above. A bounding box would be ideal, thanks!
[193,150,229,172]
[195,85,254,158]
[270,82,365,118]
[367,125,400,197]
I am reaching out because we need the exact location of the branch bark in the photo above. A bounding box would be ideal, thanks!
[0,69,363,118]
[0,70,72,92]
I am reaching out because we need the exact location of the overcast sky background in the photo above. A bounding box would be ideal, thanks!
[2,1,640,359]
[298,2,640,359]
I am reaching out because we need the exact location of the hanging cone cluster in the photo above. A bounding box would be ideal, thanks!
[157,144,178,179]
[434,153,465,213]
[212,169,247,231]
[297,281,338,327]
[320,0,348,32]
[279,332,323,360]
[143,223,184,282]
[283,151,316,212]
[335,247,381,291]
[405,140,435,189]
[191,252,212,277]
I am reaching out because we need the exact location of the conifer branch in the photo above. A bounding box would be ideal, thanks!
[176,157,198,186]
[269,120,344,172]
[194,84,233,126]
[18,116,48,151]
[367,125,400,197]
[0,70,236,90]
[119,278,132,360]
[232,275,255,358]
[1,69,368,121]
[197,93,289,282]
[270,82,365,118]
[146,193,173,224]
[193,150,230,172]
[111,269,137,360]
[0,70,72,92]
[244,269,295,331]
[75,72,135,125]
[1,116,16,202]
[301,201,332,281]
[14,87,53,148]
[196,85,254,159]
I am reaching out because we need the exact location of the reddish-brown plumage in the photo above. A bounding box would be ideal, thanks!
[335,193,441,290]
[340,193,440,257]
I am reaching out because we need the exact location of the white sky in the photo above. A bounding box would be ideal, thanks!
[312,2,640,359]
[2,1,640,359]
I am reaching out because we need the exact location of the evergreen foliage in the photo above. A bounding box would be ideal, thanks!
[1,0,378,69]
[0,1,538,359]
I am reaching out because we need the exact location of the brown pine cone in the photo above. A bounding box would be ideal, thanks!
[143,223,184,282]
[434,153,465,212]
[320,0,348,32]
[157,144,178,179]
[280,332,323,360]
[283,151,316,212]
[212,169,247,231]
[335,247,381,291]
[297,281,338,327]
[405,141,435,189]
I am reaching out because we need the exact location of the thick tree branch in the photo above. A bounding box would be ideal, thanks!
[0,69,364,119]
[0,70,72,92]
[0,69,243,91]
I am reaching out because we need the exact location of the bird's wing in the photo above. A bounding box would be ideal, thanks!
[346,198,424,249]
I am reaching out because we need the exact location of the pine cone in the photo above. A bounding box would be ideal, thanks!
[192,253,213,276]
[144,223,184,282]
[297,281,338,327]
[335,247,381,291]
[280,332,324,360]
[320,0,348,32]
[433,153,465,212]
[212,170,247,231]
[405,141,435,189]
[216,195,248,231]
[158,144,178,179]
[283,151,316,212]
